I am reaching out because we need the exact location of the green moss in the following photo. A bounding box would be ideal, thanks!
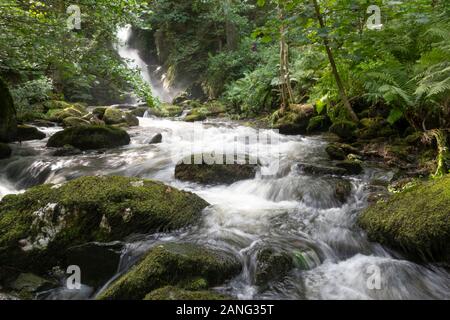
[62,117,90,128]
[103,108,125,125]
[155,104,184,118]
[255,248,294,286]
[47,125,130,150]
[357,117,395,139]
[329,121,358,140]
[46,107,85,122]
[0,176,209,274]
[307,115,331,133]
[273,106,315,135]
[144,286,230,300]
[359,175,450,264]
[184,110,207,122]
[97,242,241,300]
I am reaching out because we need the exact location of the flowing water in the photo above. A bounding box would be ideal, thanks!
[0,116,449,300]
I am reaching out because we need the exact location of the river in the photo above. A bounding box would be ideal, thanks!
[0,116,449,300]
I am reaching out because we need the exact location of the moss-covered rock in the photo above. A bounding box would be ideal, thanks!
[97,242,241,300]
[103,107,125,125]
[124,113,139,127]
[47,107,85,122]
[63,117,90,128]
[155,104,184,118]
[307,115,331,133]
[326,144,346,161]
[8,273,57,300]
[144,286,230,300]
[0,77,17,142]
[356,117,395,139]
[329,120,358,140]
[47,125,130,150]
[0,176,209,274]
[0,143,12,159]
[273,104,316,135]
[43,101,87,113]
[297,163,347,176]
[129,107,150,118]
[16,125,46,141]
[255,248,294,286]
[333,179,353,203]
[336,160,363,175]
[175,154,258,185]
[184,110,207,122]
[359,175,450,264]
[92,107,107,119]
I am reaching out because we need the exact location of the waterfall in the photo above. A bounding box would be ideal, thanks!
[116,25,178,103]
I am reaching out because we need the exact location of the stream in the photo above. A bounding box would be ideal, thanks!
[0,116,449,300]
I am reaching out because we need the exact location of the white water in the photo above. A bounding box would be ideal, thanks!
[116,26,180,102]
[1,117,449,300]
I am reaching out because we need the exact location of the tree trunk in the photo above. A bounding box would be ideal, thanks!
[311,0,359,122]
[224,0,239,51]
[279,5,294,112]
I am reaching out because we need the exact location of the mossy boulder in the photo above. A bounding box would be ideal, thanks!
[297,163,347,176]
[7,273,57,300]
[359,175,450,265]
[329,120,358,140]
[336,160,363,175]
[307,115,331,133]
[356,117,395,139]
[47,107,85,122]
[42,101,87,113]
[0,176,209,274]
[124,112,139,127]
[255,248,295,286]
[97,242,241,300]
[175,154,258,185]
[273,104,316,135]
[155,104,184,118]
[144,286,230,300]
[129,107,151,118]
[16,125,46,141]
[326,144,346,160]
[63,117,90,128]
[92,107,107,119]
[184,110,207,122]
[0,143,12,159]
[47,125,130,150]
[103,107,125,125]
[0,77,17,142]
[333,179,353,203]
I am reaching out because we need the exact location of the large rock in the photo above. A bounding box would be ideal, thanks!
[65,242,123,288]
[46,107,86,122]
[97,242,241,300]
[0,176,209,274]
[103,107,124,125]
[16,125,46,141]
[273,104,316,135]
[359,175,450,265]
[175,154,258,185]
[0,143,12,159]
[329,120,358,140]
[62,117,90,128]
[47,126,130,150]
[0,77,17,142]
[255,248,295,286]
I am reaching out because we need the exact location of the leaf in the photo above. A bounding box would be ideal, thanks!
[387,108,404,125]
